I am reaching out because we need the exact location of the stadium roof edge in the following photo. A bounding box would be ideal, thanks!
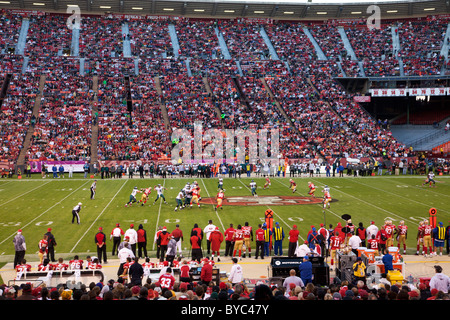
[1,0,449,20]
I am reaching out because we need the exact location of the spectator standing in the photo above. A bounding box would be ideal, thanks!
[429,265,450,294]
[299,255,313,285]
[228,258,243,286]
[13,229,26,268]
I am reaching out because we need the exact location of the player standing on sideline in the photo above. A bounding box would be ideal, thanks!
[396,220,408,254]
[289,179,297,193]
[329,231,342,270]
[322,185,332,210]
[137,186,152,206]
[215,189,225,211]
[423,220,434,257]
[416,221,425,256]
[174,189,185,212]
[242,222,253,258]
[153,184,168,205]
[90,180,97,200]
[125,186,141,207]
[384,220,396,248]
[308,181,316,199]
[263,176,271,190]
[232,225,244,261]
[72,202,82,224]
[249,180,258,197]
[422,170,437,187]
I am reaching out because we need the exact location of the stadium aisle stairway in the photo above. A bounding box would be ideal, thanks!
[259,26,280,61]
[302,26,327,61]
[90,76,99,166]
[153,76,170,131]
[16,74,46,170]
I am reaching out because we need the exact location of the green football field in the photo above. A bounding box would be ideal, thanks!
[0,173,449,260]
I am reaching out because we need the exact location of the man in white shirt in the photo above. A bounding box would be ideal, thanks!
[203,220,216,255]
[348,234,362,256]
[124,224,138,256]
[228,258,243,285]
[366,221,379,240]
[117,242,135,277]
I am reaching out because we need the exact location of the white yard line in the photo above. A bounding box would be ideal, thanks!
[70,180,128,253]
[349,178,450,216]
[309,178,418,225]
[152,179,165,250]
[0,180,51,207]
[272,178,342,227]
[235,178,303,239]
[201,178,226,232]
[0,181,90,246]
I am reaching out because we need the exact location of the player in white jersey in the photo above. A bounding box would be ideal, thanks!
[218,178,224,191]
[249,180,257,197]
[422,171,436,187]
[322,185,331,210]
[183,183,192,207]
[90,180,97,200]
[125,187,141,207]
[72,202,82,224]
[153,184,168,204]
[175,190,185,211]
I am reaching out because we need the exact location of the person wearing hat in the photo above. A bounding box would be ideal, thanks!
[44,228,57,263]
[288,225,299,258]
[254,224,265,259]
[433,222,447,256]
[203,220,216,256]
[209,226,224,262]
[429,265,450,293]
[124,224,138,256]
[272,222,285,256]
[72,202,82,225]
[157,226,171,262]
[171,224,184,258]
[110,223,124,256]
[352,257,367,285]
[298,255,313,285]
[200,258,213,285]
[262,223,272,257]
[13,229,26,268]
[95,227,107,264]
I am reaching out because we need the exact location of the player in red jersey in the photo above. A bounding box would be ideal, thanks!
[69,255,84,270]
[159,267,176,290]
[308,181,316,198]
[52,258,69,271]
[367,234,380,256]
[242,222,253,258]
[37,258,53,272]
[396,220,408,254]
[384,220,396,248]
[232,225,245,260]
[263,177,271,190]
[422,220,434,257]
[415,221,425,255]
[138,187,152,206]
[215,189,225,211]
[289,179,297,193]
[329,232,342,270]
[88,258,102,270]
[15,259,31,277]
[190,186,201,208]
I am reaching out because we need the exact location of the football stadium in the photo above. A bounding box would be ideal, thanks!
[0,0,449,305]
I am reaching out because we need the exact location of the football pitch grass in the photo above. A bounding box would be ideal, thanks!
[0,173,449,261]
